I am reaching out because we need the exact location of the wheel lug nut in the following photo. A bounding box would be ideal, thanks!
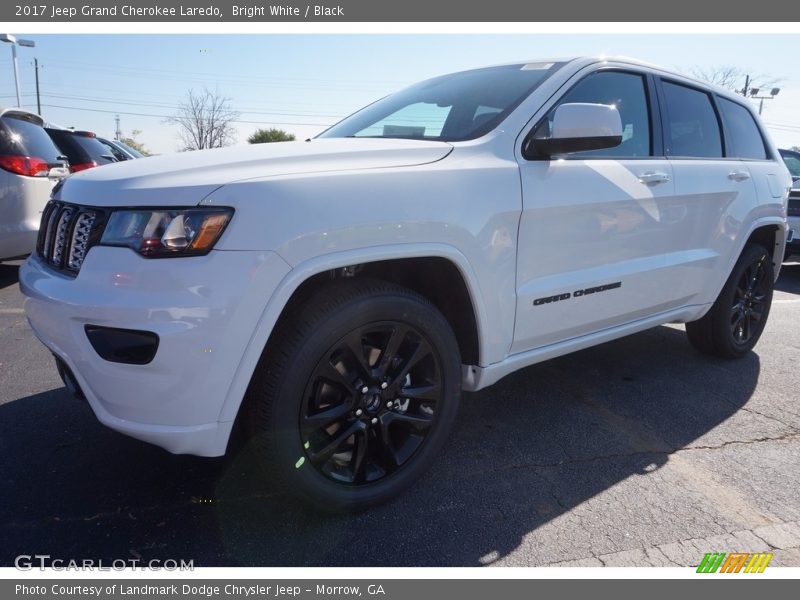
[361,386,369,394]
[381,382,388,389]
[371,417,378,425]
[386,400,393,408]
[355,409,363,417]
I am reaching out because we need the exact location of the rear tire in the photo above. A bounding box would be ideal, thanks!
[686,243,774,358]
[245,278,461,512]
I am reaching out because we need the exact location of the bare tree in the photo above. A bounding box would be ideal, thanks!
[689,65,744,91]
[690,65,781,96]
[168,88,239,151]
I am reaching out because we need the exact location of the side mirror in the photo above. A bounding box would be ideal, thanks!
[529,103,623,158]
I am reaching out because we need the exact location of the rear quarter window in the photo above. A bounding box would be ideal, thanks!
[718,97,768,160]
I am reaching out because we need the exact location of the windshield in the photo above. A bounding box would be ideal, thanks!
[319,62,564,142]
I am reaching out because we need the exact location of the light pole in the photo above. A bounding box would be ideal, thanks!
[0,34,36,108]
[749,87,781,115]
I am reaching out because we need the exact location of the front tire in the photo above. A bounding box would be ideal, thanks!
[686,243,774,358]
[246,279,461,512]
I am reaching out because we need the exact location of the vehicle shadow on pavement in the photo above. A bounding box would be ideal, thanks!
[0,262,20,291]
[777,263,800,294]
[0,325,759,567]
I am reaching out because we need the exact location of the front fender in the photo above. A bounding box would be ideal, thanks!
[215,243,492,424]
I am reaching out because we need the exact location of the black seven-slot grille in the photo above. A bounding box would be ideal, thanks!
[789,189,800,218]
[36,201,107,275]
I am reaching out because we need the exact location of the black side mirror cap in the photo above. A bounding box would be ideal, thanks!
[529,134,623,159]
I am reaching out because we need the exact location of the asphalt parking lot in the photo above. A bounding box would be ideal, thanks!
[1,259,800,568]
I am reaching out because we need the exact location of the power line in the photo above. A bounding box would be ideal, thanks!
[22,82,364,109]
[39,103,333,127]
[37,92,348,118]
[43,60,400,91]
[764,123,800,132]
[45,57,406,86]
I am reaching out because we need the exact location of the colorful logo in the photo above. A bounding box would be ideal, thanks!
[696,552,773,573]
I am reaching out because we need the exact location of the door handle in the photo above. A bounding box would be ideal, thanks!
[638,172,670,185]
[728,171,751,182]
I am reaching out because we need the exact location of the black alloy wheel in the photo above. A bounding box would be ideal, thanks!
[686,243,774,358]
[246,279,461,511]
[300,322,442,485]
[730,254,770,344]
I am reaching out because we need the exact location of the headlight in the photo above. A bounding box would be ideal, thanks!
[99,207,233,257]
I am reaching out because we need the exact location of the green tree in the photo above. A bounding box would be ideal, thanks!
[120,130,150,156]
[248,128,295,144]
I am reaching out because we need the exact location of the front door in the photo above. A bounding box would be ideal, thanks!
[513,69,685,353]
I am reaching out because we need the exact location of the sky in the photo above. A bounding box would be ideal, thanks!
[1,34,798,154]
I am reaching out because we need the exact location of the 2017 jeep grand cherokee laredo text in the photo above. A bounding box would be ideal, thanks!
[20,57,792,510]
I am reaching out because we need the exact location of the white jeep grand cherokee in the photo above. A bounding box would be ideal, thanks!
[21,57,792,510]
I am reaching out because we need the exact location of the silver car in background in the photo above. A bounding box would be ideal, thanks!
[0,108,69,261]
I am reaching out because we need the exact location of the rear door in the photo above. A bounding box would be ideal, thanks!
[657,79,759,304]
[716,95,790,247]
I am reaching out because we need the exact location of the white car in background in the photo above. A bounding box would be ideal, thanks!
[21,57,792,511]
[0,108,69,262]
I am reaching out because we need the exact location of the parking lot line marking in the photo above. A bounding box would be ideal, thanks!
[0,308,24,314]
[773,299,800,303]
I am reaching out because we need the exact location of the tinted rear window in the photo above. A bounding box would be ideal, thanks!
[73,136,115,165]
[46,129,85,163]
[47,129,115,165]
[0,115,63,161]
[662,81,723,158]
[718,98,768,160]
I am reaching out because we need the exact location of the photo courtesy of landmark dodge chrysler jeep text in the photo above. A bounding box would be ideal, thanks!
[20,57,792,511]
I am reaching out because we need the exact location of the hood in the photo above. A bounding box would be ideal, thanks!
[56,138,453,207]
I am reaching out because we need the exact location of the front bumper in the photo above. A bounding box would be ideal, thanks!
[20,246,291,456]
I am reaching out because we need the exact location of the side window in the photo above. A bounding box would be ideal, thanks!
[781,150,800,178]
[661,81,723,158]
[718,97,768,160]
[549,71,651,158]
